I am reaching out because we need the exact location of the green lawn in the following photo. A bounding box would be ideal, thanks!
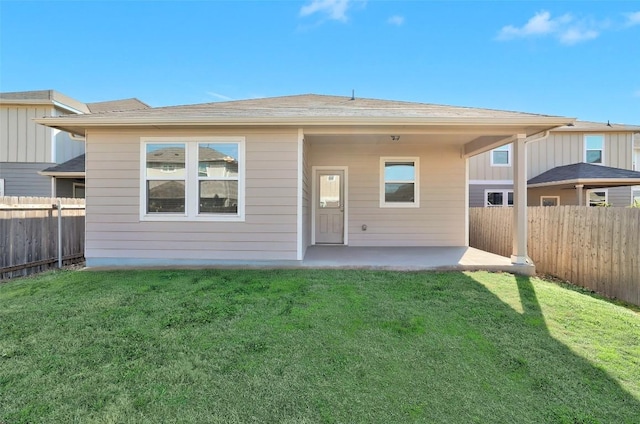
[1,269,638,424]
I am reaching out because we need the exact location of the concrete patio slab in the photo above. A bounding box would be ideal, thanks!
[302,246,535,275]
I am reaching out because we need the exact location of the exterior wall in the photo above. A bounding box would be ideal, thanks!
[309,138,466,247]
[469,184,513,207]
[528,187,579,206]
[85,128,300,266]
[608,186,632,207]
[52,107,85,163]
[301,138,311,256]
[468,132,635,181]
[0,105,55,162]
[0,162,52,196]
[55,178,85,198]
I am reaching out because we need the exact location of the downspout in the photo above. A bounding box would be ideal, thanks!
[68,133,86,141]
[524,130,551,144]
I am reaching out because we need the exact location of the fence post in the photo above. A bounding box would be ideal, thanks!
[57,198,62,268]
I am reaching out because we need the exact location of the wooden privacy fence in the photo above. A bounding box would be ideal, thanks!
[470,206,640,306]
[1,196,85,279]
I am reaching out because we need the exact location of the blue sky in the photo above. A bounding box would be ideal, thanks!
[1,1,639,123]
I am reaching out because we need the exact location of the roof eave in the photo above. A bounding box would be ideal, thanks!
[38,171,86,177]
[528,178,640,188]
[35,115,575,133]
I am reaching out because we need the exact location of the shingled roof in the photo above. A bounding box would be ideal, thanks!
[39,154,85,176]
[553,120,640,133]
[528,162,640,189]
[87,98,150,113]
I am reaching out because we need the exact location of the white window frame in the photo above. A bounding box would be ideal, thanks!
[140,136,245,222]
[584,134,605,165]
[540,196,560,206]
[484,189,513,207]
[490,144,511,167]
[586,188,608,207]
[0,178,4,197]
[379,157,420,208]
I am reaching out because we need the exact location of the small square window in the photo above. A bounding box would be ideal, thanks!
[491,144,511,166]
[485,189,513,207]
[380,157,419,208]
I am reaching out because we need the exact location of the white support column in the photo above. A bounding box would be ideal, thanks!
[511,134,529,265]
[575,184,584,206]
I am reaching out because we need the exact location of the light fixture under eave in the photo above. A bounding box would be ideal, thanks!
[390,135,400,142]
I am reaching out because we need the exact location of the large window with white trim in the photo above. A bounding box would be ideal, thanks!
[485,189,513,207]
[491,144,511,166]
[584,135,604,164]
[141,137,245,221]
[380,157,419,207]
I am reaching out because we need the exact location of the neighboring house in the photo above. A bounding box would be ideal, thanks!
[36,94,572,268]
[0,90,149,197]
[469,121,640,207]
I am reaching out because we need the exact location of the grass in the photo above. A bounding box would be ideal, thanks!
[1,269,639,423]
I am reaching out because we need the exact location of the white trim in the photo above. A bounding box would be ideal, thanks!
[484,189,513,207]
[540,196,560,206]
[528,178,640,188]
[490,143,511,167]
[586,188,608,206]
[379,157,420,208]
[584,134,605,165]
[139,136,245,222]
[464,157,469,246]
[0,178,4,196]
[311,166,348,246]
[296,129,304,260]
[469,179,514,185]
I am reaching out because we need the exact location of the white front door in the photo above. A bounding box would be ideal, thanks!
[315,170,344,244]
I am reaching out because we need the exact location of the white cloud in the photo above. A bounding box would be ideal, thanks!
[558,28,599,45]
[300,0,353,22]
[625,11,640,26]
[206,91,233,101]
[387,15,404,26]
[497,10,604,45]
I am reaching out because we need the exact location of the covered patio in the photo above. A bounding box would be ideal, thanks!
[301,246,535,275]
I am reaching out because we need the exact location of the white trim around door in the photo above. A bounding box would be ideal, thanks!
[311,166,348,245]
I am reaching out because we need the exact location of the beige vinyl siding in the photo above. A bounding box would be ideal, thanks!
[310,139,466,246]
[85,128,299,264]
[468,149,513,181]
[0,105,54,162]
[528,187,579,206]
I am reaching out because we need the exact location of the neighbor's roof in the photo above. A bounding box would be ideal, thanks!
[39,154,85,177]
[87,98,150,113]
[552,120,640,133]
[0,89,90,114]
[528,162,640,189]
[34,94,574,136]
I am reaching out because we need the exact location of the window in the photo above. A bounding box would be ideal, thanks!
[586,189,608,207]
[632,187,640,207]
[380,157,419,207]
[585,135,604,164]
[491,144,511,166]
[141,137,245,221]
[73,183,85,199]
[540,196,559,206]
[485,189,513,207]
[0,178,4,196]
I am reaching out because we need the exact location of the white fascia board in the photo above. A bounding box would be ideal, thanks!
[38,171,86,177]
